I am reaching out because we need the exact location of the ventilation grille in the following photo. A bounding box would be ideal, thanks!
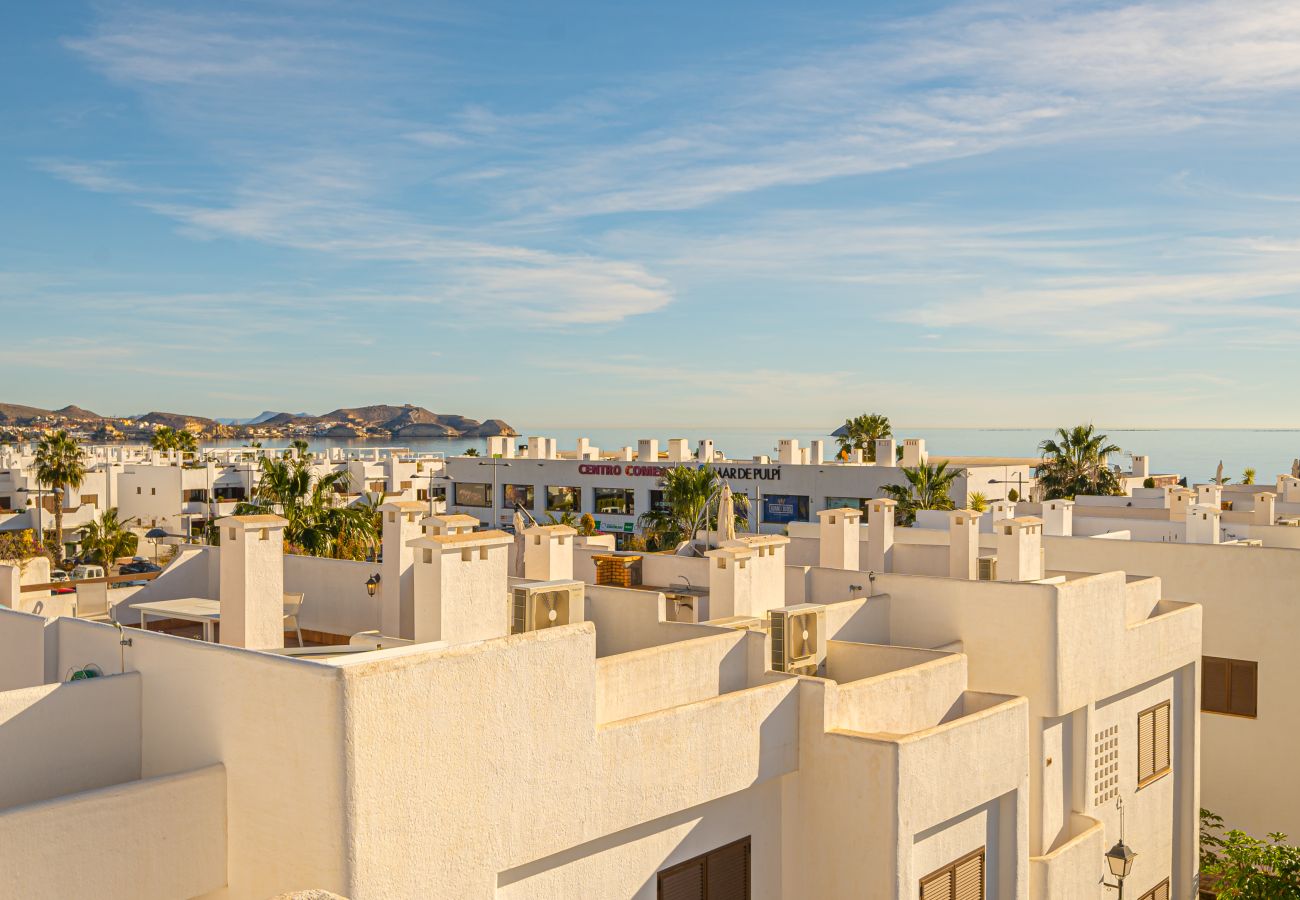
[1093,724,1119,805]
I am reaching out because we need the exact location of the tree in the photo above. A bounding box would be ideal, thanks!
[151,425,198,458]
[234,456,378,560]
[578,513,598,536]
[1037,424,1123,499]
[637,465,748,551]
[34,430,86,563]
[966,491,989,513]
[1243,468,1257,486]
[882,461,961,525]
[1201,808,1300,897]
[836,414,892,462]
[1143,477,1157,489]
[464,447,481,457]
[80,508,139,567]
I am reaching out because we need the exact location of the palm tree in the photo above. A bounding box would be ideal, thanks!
[289,438,310,458]
[882,461,961,525]
[835,413,892,461]
[1037,424,1123,499]
[966,491,989,513]
[637,465,748,551]
[34,430,86,562]
[175,430,198,458]
[80,508,139,567]
[464,447,481,457]
[234,456,378,560]
[1242,468,1257,486]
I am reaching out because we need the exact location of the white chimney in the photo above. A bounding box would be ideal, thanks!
[380,501,425,639]
[486,435,511,458]
[809,440,825,465]
[1254,492,1276,527]
[1168,487,1196,520]
[422,513,478,537]
[866,498,896,573]
[1197,484,1223,509]
[617,446,635,461]
[411,530,513,644]
[851,448,865,464]
[705,545,753,619]
[816,507,861,570]
[638,439,659,462]
[523,524,576,582]
[995,516,1044,582]
[901,439,928,468]
[991,499,1017,522]
[874,438,896,466]
[218,514,287,650]
[720,534,789,617]
[666,439,690,461]
[1042,499,1074,537]
[1187,504,1221,545]
[948,509,980,580]
[778,439,799,465]
[697,440,715,463]
[1131,455,1150,479]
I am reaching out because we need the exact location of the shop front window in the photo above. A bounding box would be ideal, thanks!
[455,482,491,508]
[594,487,635,516]
[503,484,535,511]
[546,485,582,512]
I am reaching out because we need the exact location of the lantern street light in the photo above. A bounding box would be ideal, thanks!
[1103,797,1137,898]
[365,573,382,597]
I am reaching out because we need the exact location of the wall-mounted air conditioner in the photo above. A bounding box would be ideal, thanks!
[509,580,584,634]
[769,604,826,676]
[977,556,998,581]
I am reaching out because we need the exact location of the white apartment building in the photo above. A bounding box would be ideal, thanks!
[443,435,1040,542]
[0,497,1199,899]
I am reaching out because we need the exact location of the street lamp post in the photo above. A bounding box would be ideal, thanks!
[1102,797,1137,899]
[478,459,512,529]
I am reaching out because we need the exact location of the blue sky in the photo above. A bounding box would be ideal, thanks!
[3,0,1300,427]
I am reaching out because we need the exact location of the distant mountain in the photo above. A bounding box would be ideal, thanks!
[0,402,516,438]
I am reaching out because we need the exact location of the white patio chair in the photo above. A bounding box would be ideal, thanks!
[74,581,114,623]
[283,592,305,647]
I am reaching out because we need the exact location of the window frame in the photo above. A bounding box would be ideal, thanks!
[1201,656,1258,719]
[593,486,635,517]
[453,482,491,508]
[502,483,535,511]
[656,836,751,900]
[1137,700,1172,789]
[545,485,582,513]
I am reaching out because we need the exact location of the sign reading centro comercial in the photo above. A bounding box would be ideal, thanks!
[577,463,782,481]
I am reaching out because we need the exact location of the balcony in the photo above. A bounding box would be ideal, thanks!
[1030,813,1103,899]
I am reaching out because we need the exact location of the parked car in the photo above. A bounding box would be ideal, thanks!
[49,570,75,594]
[119,560,162,575]
[70,564,106,581]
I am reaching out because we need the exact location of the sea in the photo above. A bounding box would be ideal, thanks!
[208,426,1300,485]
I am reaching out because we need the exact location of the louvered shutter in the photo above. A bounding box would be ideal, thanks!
[920,871,953,900]
[706,839,750,900]
[1153,880,1169,900]
[1229,660,1257,717]
[1154,703,1170,775]
[1202,657,1229,712]
[1138,707,1155,783]
[954,851,984,900]
[659,859,704,900]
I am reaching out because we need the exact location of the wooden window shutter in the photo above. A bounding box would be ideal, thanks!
[921,848,984,900]
[706,838,750,899]
[1202,657,1229,712]
[659,859,704,900]
[954,851,983,900]
[1138,702,1171,786]
[1139,878,1170,900]
[1229,660,1258,717]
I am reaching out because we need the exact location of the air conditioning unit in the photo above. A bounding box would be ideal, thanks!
[509,580,584,635]
[977,556,998,581]
[769,604,826,676]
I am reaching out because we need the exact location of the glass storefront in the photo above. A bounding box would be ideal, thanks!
[594,487,635,516]
[546,485,582,512]
[503,484,535,510]
[455,482,491,507]
[762,494,809,524]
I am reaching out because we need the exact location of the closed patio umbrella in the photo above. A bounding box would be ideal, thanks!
[717,482,736,544]
[513,509,526,578]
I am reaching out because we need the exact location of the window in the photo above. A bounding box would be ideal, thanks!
[1138,879,1170,900]
[649,490,671,514]
[920,847,984,900]
[657,836,750,900]
[761,494,809,524]
[825,496,870,516]
[1202,656,1257,718]
[503,484,535,511]
[546,485,581,512]
[80,493,98,506]
[1138,701,1171,787]
[454,482,491,508]
[594,487,635,516]
[182,489,207,503]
